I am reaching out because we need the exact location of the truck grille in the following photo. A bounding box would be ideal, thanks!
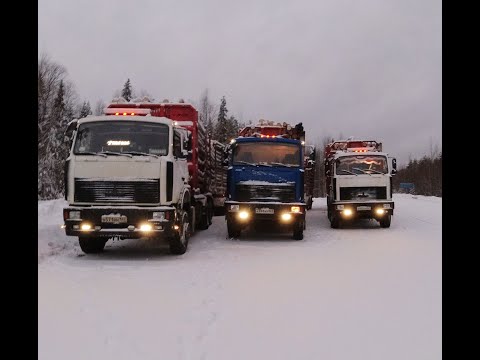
[74,178,160,204]
[235,183,296,202]
[339,186,387,201]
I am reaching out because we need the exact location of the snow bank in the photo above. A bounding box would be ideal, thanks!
[38,199,78,262]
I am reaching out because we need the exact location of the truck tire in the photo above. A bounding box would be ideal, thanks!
[227,220,241,238]
[197,205,210,230]
[330,214,341,229]
[293,222,304,240]
[78,237,107,254]
[208,200,214,225]
[169,213,190,255]
[379,214,392,228]
[306,198,313,210]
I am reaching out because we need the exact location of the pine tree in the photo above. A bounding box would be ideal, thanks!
[40,81,68,199]
[214,96,228,143]
[225,115,240,142]
[79,100,92,118]
[38,54,79,200]
[121,78,133,102]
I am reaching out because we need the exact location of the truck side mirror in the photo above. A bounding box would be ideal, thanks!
[64,119,78,141]
[391,158,397,175]
[185,133,192,151]
[222,150,230,167]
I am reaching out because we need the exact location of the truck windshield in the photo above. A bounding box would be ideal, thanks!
[336,155,388,175]
[73,121,169,156]
[233,142,301,167]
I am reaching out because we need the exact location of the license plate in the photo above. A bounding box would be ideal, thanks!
[255,208,274,214]
[357,206,371,211]
[101,214,128,224]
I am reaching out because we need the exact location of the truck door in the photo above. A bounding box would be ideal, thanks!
[173,130,189,203]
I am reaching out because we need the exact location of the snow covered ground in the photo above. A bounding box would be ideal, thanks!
[38,194,441,360]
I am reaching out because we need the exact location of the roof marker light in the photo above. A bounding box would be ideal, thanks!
[131,112,135,115]
[115,112,119,115]
[123,112,127,116]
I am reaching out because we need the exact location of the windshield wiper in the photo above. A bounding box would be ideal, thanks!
[338,169,357,175]
[367,169,384,174]
[123,151,159,158]
[98,151,133,158]
[234,160,257,166]
[76,151,107,157]
[269,162,294,167]
[257,162,272,167]
[352,167,371,176]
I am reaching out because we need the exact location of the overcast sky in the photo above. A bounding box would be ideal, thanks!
[38,0,441,166]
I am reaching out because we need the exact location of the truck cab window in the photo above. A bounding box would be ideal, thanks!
[73,121,169,156]
[174,131,182,158]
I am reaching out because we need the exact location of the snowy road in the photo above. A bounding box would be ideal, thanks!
[38,194,441,360]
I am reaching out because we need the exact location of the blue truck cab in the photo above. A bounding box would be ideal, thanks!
[224,136,306,240]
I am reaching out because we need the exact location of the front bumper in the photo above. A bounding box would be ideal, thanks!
[332,201,394,219]
[225,201,306,225]
[63,206,176,238]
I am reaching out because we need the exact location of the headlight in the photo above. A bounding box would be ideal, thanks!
[238,211,249,220]
[230,204,240,212]
[80,223,92,231]
[69,211,81,220]
[140,223,153,232]
[342,209,353,216]
[376,208,385,215]
[336,205,345,210]
[152,211,165,220]
[291,206,300,213]
[281,213,292,221]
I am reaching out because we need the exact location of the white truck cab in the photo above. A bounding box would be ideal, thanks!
[62,109,194,254]
[325,140,397,228]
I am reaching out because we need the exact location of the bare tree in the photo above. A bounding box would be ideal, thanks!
[38,53,78,199]
[136,89,154,101]
[94,99,106,115]
[312,135,334,197]
[199,89,218,138]
[38,53,68,147]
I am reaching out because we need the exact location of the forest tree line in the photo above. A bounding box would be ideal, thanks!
[38,54,441,200]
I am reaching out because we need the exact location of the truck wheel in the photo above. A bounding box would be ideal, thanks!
[330,214,341,229]
[379,214,392,228]
[227,220,241,238]
[207,201,214,225]
[306,198,312,210]
[293,222,304,240]
[197,205,210,230]
[78,237,107,254]
[169,213,190,255]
